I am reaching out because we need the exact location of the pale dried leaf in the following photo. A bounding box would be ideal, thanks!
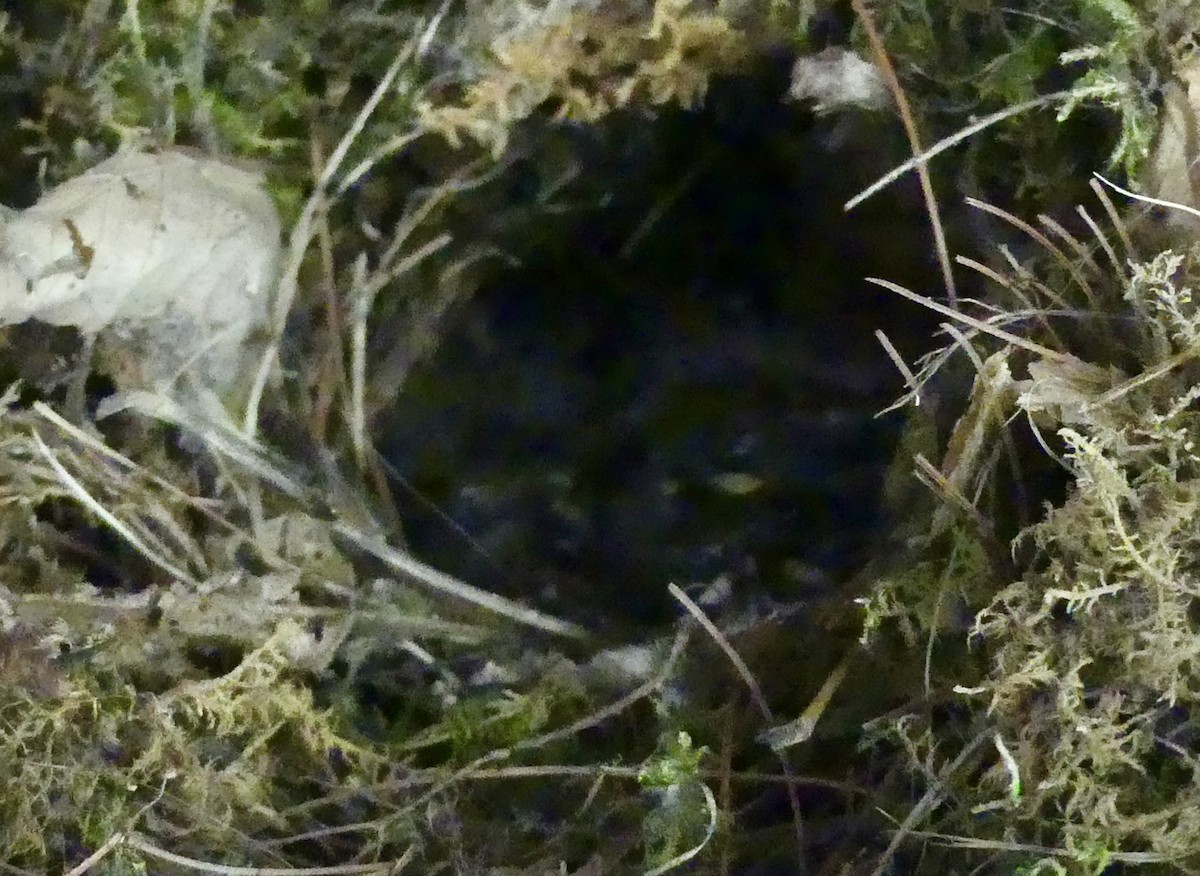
[0,148,281,391]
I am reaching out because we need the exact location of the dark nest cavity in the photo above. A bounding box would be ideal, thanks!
[374,57,954,633]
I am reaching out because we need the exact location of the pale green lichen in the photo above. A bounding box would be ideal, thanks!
[866,216,1200,871]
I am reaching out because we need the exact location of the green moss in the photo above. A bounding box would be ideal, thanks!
[868,0,1195,209]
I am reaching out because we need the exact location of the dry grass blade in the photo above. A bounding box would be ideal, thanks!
[867,730,993,876]
[273,44,421,331]
[1090,175,1139,262]
[965,197,1098,309]
[899,831,1185,866]
[759,655,852,750]
[668,583,807,872]
[1094,172,1200,218]
[996,247,1073,311]
[668,584,774,722]
[123,833,401,875]
[845,90,1076,211]
[1022,408,1073,473]
[1076,202,1124,277]
[874,329,921,405]
[954,255,1063,346]
[1091,345,1199,408]
[247,35,427,437]
[940,324,1028,530]
[1038,212,1100,276]
[331,519,588,639]
[30,429,199,586]
[308,134,349,447]
[866,277,1072,362]
[849,0,956,306]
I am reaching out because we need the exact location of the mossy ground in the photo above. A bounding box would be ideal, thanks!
[0,0,1196,873]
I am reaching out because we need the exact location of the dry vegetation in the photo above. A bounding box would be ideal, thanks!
[0,0,1197,874]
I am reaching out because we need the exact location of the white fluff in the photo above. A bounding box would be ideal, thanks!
[788,47,888,113]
